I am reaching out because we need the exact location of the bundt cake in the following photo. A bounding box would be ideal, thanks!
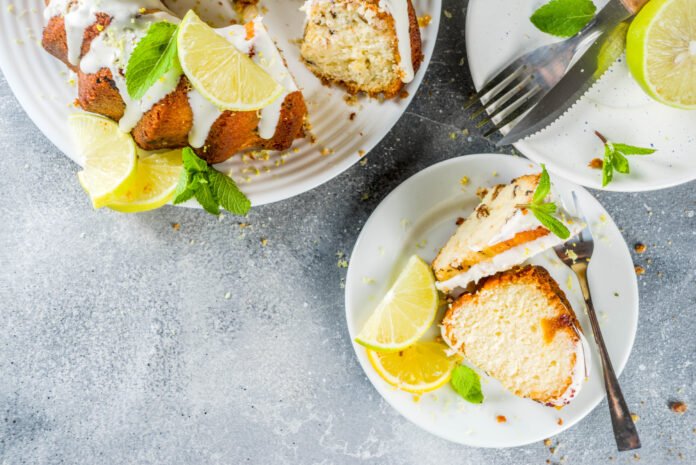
[441,265,588,406]
[432,174,584,293]
[42,0,308,164]
[300,0,423,98]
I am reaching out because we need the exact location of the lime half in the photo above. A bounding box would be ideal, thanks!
[627,0,696,109]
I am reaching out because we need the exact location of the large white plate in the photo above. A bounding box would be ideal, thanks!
[466,0,696,192]
[345,154,639,447]
[0,0,440,206]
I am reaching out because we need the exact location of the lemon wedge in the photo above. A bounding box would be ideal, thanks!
[367,341,456,393]
[177,10,284,111]
[355,255,439,351]
[70,114,137,208]
[108,149,183,213]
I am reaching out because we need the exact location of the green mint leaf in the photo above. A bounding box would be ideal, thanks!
[194,183,220,215]
[602,145,614,187]
[530,202,557,215]
[173,170,195,204]
[126,22,180,101]
[533,164,551,205]
[534,209,571,239]
[182,147,208,173]
[450,365,484,404]
[612,150,630,174]
[208,169,251,216]
[530,0,596,38]
[612,143,657,155]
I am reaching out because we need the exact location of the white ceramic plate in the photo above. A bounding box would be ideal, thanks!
[0,0,440,206]
[466,0,696,192]
[345,154,639,447]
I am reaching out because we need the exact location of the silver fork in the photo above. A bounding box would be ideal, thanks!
[553,192,640,452]
[468,0,633,137]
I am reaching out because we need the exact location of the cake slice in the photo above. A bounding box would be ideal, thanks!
[433,174,583,293]
[441,265,588,406]
[300,0,423,98]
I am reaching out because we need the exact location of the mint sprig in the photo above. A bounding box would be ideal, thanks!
[595,131,657,187]
[520,165,571,239]
[173,148,251,216]
[530,0,596,38]
[450,364,484,404]
[126,22,180,100]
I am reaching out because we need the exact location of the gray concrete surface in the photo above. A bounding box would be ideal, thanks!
[0,1,694,464]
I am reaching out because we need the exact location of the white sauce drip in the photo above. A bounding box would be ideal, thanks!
[378,0,414,83]
[187,89,222,148]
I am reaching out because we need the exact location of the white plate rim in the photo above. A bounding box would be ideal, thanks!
[0,0,442,207]
[345,153,639,447]
[464,0,696,193]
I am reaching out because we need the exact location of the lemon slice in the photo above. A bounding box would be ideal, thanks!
[627,0,696,109]
[70,114,137,208]
[355,255,439,351]
[107,150,183,213]
[367,341,456,393]
[177,10,284,111]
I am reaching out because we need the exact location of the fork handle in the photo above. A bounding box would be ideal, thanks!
[575,264,641,452]
[621,0,649,14]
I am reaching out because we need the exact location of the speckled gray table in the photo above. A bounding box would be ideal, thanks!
[1,2,694,464]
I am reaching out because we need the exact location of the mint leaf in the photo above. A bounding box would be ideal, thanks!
[612,150,630,174]
[194,183,220,215]
[126,22,179,101]
[182,147,208,173]
[531,202,557,215]
[450,365,484,404]
[533,164,551,204]
[533,209,571,239]
[613,143,656,155]
[595,132,656,186]
[173,170,195,204]
[208,170,251,216]
[530,0,596,38]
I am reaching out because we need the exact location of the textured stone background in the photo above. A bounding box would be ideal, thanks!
[1,1,694,464]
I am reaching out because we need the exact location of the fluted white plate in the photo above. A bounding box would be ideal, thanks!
[346,155,639,447]
[466,0,696,192]
[0,0,440,206]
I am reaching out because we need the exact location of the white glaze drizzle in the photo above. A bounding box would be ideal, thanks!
[45,1,295,143]
[378,0,414,83]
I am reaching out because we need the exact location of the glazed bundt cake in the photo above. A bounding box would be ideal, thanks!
[42,0,308,164]
[300,0,423,98]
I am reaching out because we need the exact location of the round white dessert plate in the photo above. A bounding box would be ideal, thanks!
[345,154,639,447]
[0,0,440,206]
[466,0,696,192]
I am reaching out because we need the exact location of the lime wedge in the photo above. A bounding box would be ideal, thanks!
[627,0,696,109]
[177,10,284,111]
[355,256,440,351]
[70,114,137,208]
[367,341,456,394]
[108,149,183,213]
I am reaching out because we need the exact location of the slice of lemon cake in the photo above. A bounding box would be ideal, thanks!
[432,174,583,293]
[300,0,423,98]
[441,265,588,406]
